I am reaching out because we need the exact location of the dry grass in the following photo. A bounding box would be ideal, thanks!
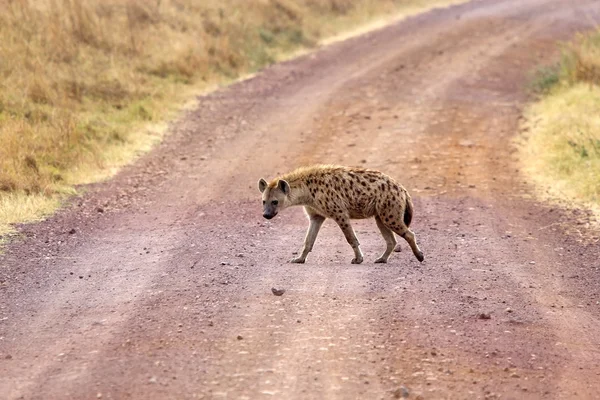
[0,0,464,236]
[0,192,63,237]
[520,29,600,218]
[560,30,600,86]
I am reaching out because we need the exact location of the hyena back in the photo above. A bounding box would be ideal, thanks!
[258,165,424,264]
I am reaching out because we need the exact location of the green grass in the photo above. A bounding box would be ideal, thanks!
[520,29,600,214]
[529,64,561,94]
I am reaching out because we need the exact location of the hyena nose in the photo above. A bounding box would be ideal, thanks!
[263,213,273,220]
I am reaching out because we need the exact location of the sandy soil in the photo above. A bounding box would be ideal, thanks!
[2,0,600,399]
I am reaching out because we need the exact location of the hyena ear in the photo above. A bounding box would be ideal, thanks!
[258,178,268,193]
[278,179,290,195]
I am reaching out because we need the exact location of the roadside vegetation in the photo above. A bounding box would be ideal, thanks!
[0,0,465,237]
[520,29,600,215]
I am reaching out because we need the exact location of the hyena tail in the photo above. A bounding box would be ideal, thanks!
[403,196,413,227]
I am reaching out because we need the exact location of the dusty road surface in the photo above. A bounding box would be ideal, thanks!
[2,0,600,399]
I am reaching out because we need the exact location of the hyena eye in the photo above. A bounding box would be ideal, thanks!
[262,200,266,205]
[272,200,278,205]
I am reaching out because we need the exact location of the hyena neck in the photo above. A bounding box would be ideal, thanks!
[287,184,311,207]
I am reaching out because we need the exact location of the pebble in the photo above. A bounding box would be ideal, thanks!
[393,386,410,398]
[478,312,492,320]
[237,335,243,340]
[271,288,285,296]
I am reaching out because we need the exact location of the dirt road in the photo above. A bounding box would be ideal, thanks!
[2,0,600,398]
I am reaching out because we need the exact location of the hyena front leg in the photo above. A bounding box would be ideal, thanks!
[291,212,326,264]
[334,217,363,264]
[374,216,397,263]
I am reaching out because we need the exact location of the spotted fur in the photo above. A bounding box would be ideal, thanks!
[258,165,424,264]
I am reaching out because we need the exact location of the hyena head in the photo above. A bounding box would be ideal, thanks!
[258,178,290,219]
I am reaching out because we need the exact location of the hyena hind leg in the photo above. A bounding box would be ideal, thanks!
[388,223,424,263]
[374,216,396,263]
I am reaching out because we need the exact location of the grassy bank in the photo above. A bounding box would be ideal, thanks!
[0,0,465,237]
[520,29,600,215]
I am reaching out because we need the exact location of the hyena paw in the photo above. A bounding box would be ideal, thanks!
[290,257,306,264]
[415,251,424,263]
[351,257,364,264]
[393,244,402,252]
[374,257,388,264]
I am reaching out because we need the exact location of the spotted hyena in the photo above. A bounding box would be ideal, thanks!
[258,165,424,264]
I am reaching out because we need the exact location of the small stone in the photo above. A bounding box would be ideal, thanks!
[478,312,492,320]
[510,372,520,378]
[5,354,12,360]
[97,393,103,399]
[271,288,285,296]
[393,386,410,398]
[96,207,104,213]
[237,335,243,340]
[506,308,513,313]
[148,376,157,384]
[401,386,410,398]
[68,228,76,234]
